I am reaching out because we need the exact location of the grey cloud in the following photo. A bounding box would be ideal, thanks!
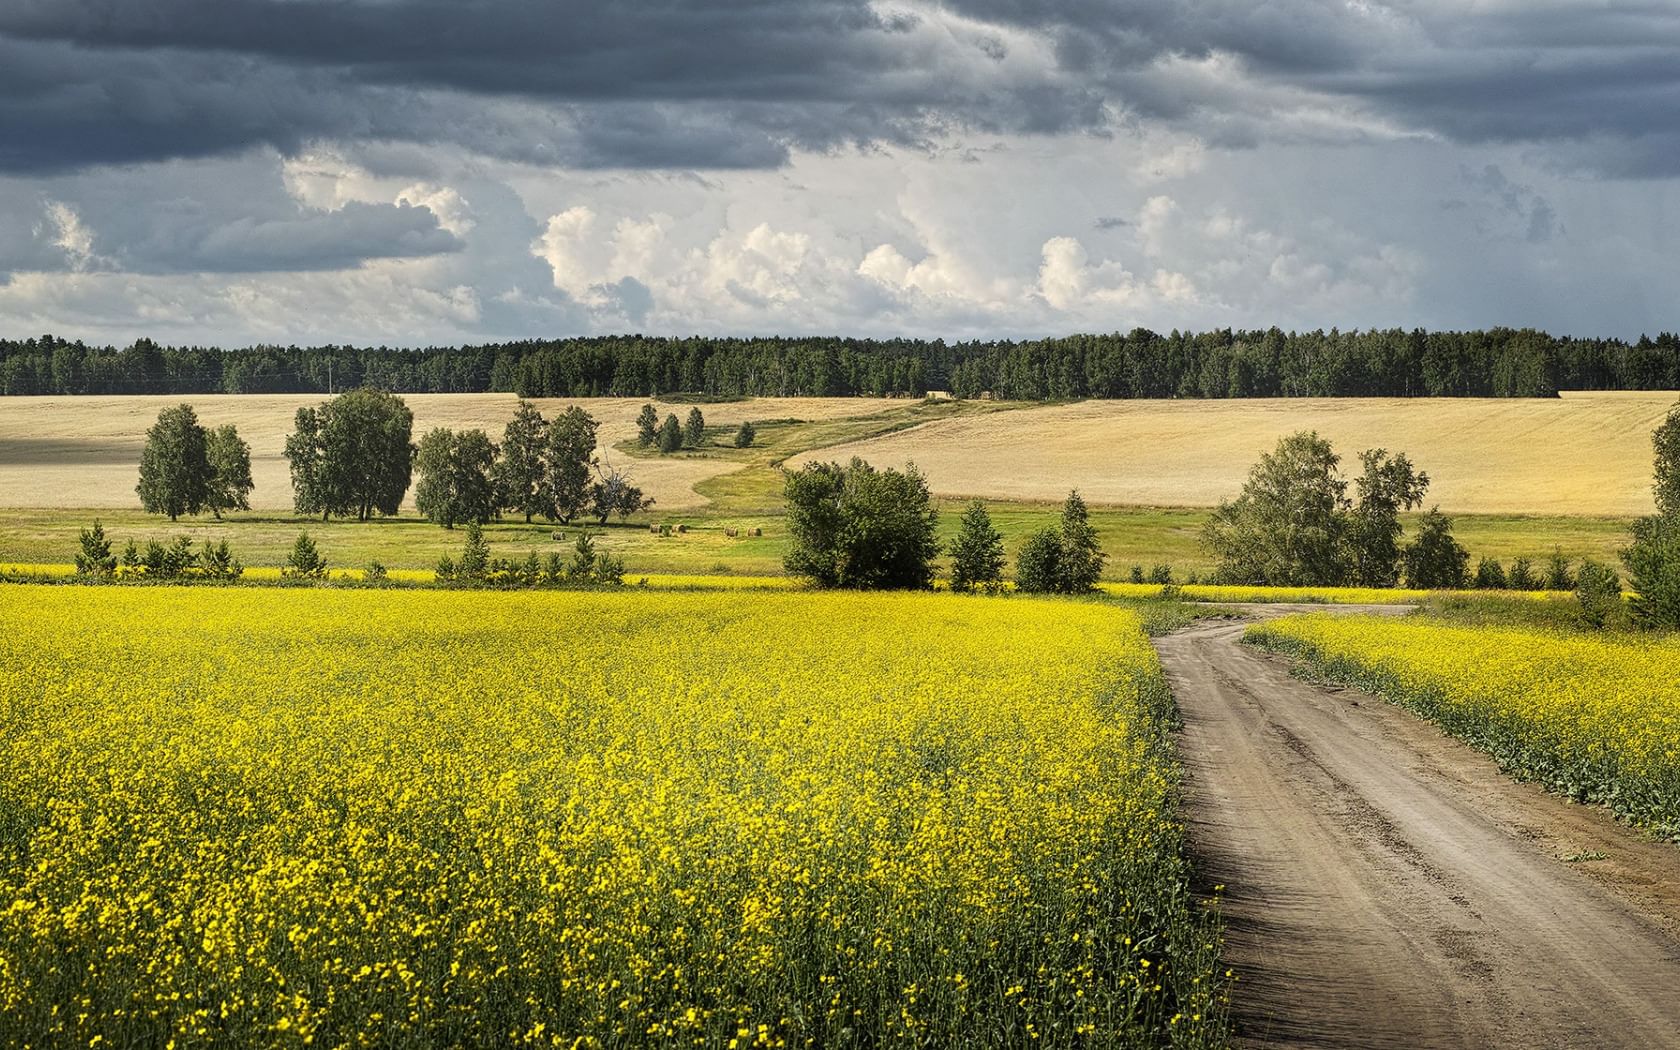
[3,0,1675,177]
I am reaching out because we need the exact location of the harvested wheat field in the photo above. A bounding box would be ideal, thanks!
[794,392,1677,516]
[0,394,898,511]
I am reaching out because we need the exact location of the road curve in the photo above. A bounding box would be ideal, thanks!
[1156,609,1680,1049]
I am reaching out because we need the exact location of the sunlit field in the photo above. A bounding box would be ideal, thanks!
[0,588,1226,1048]
[1247,615,1680,836]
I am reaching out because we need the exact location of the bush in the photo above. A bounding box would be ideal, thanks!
[1129,565,1145,584]
[282,532,328,580]
[458,522,491,581]
[1507,557,1540,592]
[1545,548,1575,591]
[734,421,756,449]
[364,560,389,583]
[1473,557,1508,590]
[74,520,116,577]
[199,540,243,581]
[1014,528,1064,594]
[1574,560,1623,629]
[435,553,456,583]
[1147,564,1174,585]
[1401,508,1468,589]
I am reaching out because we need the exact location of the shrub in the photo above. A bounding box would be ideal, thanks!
[1574,559,1623,629]
[283,532,328,580]
[734,421,756,449]
[1014,528,1064,594]
[1129,565,1145,584]
[74,520,116,578]
[1147,564,1174,585]
[1401,508,1468,589]
[1545,548,1575,591]
[200,540,243,581]
[364,560,389,583]
[458,523,491,581]
[435,553,456,583]
[1474,557,1508,590]
[1508,557,1540,591]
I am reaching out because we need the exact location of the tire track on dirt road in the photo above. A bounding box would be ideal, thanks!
[1156,607,1680,1048]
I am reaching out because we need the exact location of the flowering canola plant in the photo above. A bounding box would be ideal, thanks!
[1247,615,1680,836]
[0,587,1225,1048]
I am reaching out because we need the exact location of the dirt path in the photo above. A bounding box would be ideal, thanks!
[1156,608,1680,1049]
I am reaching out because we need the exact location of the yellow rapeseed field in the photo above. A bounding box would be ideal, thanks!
[0,587,1225,1048]
[1247,616,1680,836]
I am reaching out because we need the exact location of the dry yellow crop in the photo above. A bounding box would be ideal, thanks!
[1247,615,1680,835]
[0,587,1224,1048]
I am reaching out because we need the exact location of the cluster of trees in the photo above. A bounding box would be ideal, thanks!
[637,404,708,453]
[135,405,254,521]
[1202,434,1472,589]
[780,460,1107,596]
[75,520,244,581]
[13,328,1680,399]
[435,523,624,587]
[415,401,653,529]
[285,389,416,521]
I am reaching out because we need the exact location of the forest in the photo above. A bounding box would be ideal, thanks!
[4,326,1680,400]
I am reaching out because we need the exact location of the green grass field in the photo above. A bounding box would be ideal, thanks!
[0,392,1648,579]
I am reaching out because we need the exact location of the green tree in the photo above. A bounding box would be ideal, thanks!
[782,458,939,589]
[282,531,327,579]
[1203,431,1350,586]
[415,428,498,529]
[1545,548,1575,591]
[683,407,706,448]
[1508,557,1540,591]
[1623,515,1680,628]
[494,400,550,522]
[284,406,327,518]
[1654,401,1680,517]
[543,406,599,523]
[75,520,115,577]
[458,522,491,581]
[1474,557,1508,589]
[1014,529,1064,594]
[568,532,598,579]
[283,389,415,521]
[734,421,757,449]
[948,500,1005,593]
[657,413,683,453]
[1056,490,1106,593]
[1621,402,1680,628]
[204,424,254,520]
[589,462,654,525]
[1575,560,1623,629]
[1347,449,1429,586]
[1402,508,1469,589]
[136,403,210,521]
[636,403,660,448]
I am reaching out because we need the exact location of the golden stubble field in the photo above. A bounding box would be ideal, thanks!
[0,394,899,511]
[792,392,1676,516]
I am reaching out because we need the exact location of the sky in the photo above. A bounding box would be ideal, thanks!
[2,0,1678,346]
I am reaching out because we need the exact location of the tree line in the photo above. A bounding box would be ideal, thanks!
[9,327,1680,399]
[135,389,653,530]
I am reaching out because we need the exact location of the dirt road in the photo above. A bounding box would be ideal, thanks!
[1156,609,1680,1048]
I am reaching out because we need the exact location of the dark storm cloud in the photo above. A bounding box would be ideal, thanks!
[3,0,1680,174]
